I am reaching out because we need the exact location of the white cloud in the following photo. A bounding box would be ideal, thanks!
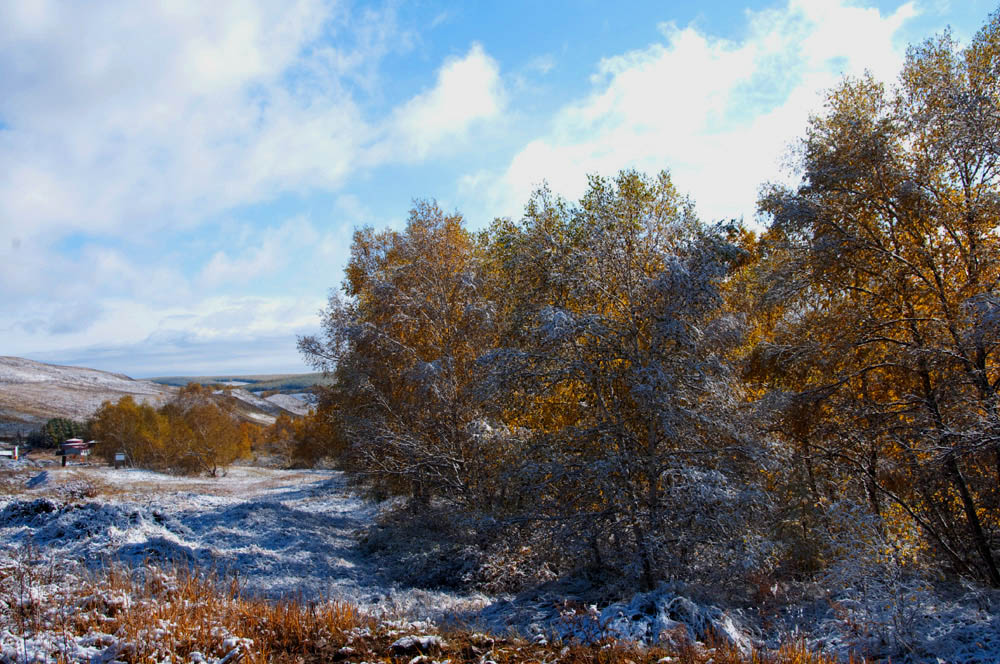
[0,2,510,372]
[0,1,492,246]
[375,43,506,161]
[525,55,556,76]
[30,332,316,377]
[0,212,344,371]
[11,292,325,374]
[201,247,280,288]
[1,0,928,375]
[462,0,917,225]
[198,216,321,287]
[0,0,356,241]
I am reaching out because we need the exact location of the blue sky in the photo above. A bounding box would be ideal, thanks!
[0,0,992,377]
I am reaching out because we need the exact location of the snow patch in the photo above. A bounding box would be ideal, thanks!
[263,393,312,416]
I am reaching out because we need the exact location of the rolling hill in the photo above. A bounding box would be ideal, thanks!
[0,356,175,436]
[0,357,311,437]
[150,372,329,393]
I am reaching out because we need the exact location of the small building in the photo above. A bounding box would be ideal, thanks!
[60,438,97,466]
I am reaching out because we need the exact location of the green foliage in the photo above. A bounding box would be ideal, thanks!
[41,418,88,447]
[25,428,49,448]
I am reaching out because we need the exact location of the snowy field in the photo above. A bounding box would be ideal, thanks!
[0,463,753,647]
[0,464,488,619]
[3,463,997,663]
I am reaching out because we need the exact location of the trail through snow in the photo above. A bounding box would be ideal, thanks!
[0,466,490,619]
[0,464,766,646]
[2,463,999,662]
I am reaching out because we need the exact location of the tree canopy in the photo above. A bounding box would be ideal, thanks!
[90,384,252,476]
[296,16,1000,648]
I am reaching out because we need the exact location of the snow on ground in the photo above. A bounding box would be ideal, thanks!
[2,463,998,662]
[0,464,744,643]
[218,389,281,416]
[0,465,488,621]
[263,393,311,416]
[0,357,164,391]
[8,463,922,661]
[0,464,776,647]
[0,356,174,434]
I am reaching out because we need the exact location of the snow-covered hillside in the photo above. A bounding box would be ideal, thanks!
[0,356,175,433]
[263,392,312,416]
[0,357,309,434]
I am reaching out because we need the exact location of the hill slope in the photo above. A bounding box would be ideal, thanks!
[0,356,176,435]
[0,357,314,436]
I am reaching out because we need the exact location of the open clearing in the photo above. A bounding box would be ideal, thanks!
[3,462,999,663]
[0,463,754,650]
[0,464,489,620]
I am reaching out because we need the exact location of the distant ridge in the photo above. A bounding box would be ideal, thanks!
[150,372,329,393]
[0,356,174,435]
[0,357,317,437]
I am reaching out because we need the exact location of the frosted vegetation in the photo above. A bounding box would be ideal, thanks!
[5,13,1000,664]
[293,16,1000,664]
[0,357,173,435]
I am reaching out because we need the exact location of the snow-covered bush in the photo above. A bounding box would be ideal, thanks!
[813,500,1000,662]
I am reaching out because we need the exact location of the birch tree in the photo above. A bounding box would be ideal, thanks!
[481,171,762,589]
[753,20,1000,586]
[299,201,500,508]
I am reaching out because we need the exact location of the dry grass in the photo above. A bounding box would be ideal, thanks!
[0,556,857,664]
[0,469,33,495]
[0,464,330,504]
[0,466,126,504]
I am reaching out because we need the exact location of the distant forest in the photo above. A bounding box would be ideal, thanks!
[150,373,329,393]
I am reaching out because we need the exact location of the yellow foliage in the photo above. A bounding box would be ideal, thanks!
[89,385,251,476]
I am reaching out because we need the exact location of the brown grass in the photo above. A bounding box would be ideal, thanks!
[0,464,331,501]
[0,557,860,664]
[0,466,126,503]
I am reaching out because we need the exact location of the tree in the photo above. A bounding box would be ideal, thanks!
[159,384,250,476]
[41,418,87,447]
[167,402,247,477]
[480,170,760,589]
[299,201,500,508]
[290,406,336,467]
[90,396,167,467]
[89,386,250,476]
[753,18,1000,586]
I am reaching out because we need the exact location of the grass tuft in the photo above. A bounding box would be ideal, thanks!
[0,556,855,664]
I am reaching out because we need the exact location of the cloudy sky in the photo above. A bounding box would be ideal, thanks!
[0,0,992,377]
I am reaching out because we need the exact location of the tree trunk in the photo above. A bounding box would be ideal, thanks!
[633,521,656,591]
[946,454,1000,587]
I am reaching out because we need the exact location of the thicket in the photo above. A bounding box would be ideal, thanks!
[299,14,1000,659]
[22,418,89,448]
[256,411,334,467]
[89,384,255,476]
[42,418,88,447]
